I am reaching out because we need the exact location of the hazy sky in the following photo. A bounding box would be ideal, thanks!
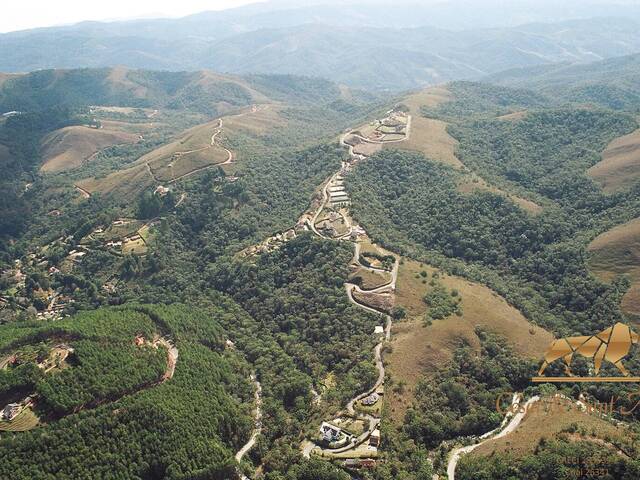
[0,0,263,33]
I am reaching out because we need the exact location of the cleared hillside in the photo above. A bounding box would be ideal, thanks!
[139,120,229,183]
[588,129,640,193]
[41,125,140,172]
[387,257,552,422]
[77,104,288,196]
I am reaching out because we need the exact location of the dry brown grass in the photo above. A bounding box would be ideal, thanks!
[100,120,160,132]
[106,66,148,98]
[390,87,462,168]
[195,71,270,105]
[122,237,147,255]
[354,142,382,156]
[0,407,39,432]
[386,258,553,422]
[137,120,221,165]
[77,105,283,197]
[403,87,453,110]
[77,164,153,198]
[588,129,640,193]
[40,126,140,173]
[222,105,285,136]
[470,397,626,459]
[0,73,20,88]
[588,217,640,321]
[149,148,229,182]
[457,177,544,215]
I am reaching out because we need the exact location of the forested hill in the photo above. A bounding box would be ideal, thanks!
[485,53,640,111]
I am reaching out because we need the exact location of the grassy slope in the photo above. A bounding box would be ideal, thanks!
[588,128,640,193]
[386,257,553,422]
[588,217,640,321]
[40,125,140,172]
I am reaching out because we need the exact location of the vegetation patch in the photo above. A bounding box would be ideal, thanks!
[460,410,640,480]
[423,278,462,321]
[0,305,255,479]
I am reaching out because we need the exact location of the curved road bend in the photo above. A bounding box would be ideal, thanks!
[447,395,540,480]
[235,374,263,479]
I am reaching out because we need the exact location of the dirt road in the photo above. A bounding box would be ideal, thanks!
[447,395,540,480]
[235,374,262,479]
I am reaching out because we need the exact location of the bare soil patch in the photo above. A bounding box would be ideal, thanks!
[351,290,393,313]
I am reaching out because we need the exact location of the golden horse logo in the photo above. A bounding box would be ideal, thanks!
[538,322,639,377]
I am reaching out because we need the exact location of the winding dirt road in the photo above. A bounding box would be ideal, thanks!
[156,337,178,381]
[235,374,262,480]
[299,114,410,460]
[447,395,540,480]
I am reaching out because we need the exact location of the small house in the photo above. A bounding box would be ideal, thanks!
[369,429,380,447]
[361,392,379,406]
[2,403,22,421]
[320,422,342,442]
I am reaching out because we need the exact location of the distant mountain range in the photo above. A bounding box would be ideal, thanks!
[2,1,640,90]
[486,53,640,111]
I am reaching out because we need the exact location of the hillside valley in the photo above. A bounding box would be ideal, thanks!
[2,4,640,479]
